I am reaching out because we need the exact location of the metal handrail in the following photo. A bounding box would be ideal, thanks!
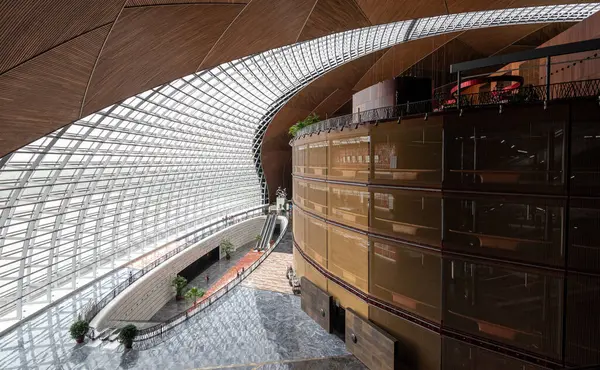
[81,205,268,328]
[132,212,289,347]
[293,78,600,139]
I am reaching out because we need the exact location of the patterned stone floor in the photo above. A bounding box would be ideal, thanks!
[194,355,365,369]
[242,232,293,295]
[59,286,357,369]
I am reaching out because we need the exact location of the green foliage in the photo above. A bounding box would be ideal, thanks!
[118,324,138,348]
[288,113,320,137]
[220,239,234,257]
[171,275,188,296]
[255,234,262,242]
[185,287,206,302]
[69,319,89,339]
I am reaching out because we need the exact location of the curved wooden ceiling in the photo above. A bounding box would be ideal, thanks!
[0,0,595,158]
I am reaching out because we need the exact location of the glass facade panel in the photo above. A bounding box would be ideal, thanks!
[371,188,441,247]
[570,104,600,196]
[569,199,600,273]
[372,119,443,187]
[565,274,600,366]
[328,128,370,183]
[444,109,565,193]
[327,224,368,292]
[305,215,328,269]
[307,137,328,179]
[444,195,564,266]
[443,259,563,359]
[328,183,369,231]
[306,180,328,218]
[370,237,441,322]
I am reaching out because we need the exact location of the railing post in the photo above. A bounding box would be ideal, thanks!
[456,71,461,111]
[545,56,551,101]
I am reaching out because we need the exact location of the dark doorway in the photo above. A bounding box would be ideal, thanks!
[273,222,281,239]
[331,300,346,340]
[178,246,219,282]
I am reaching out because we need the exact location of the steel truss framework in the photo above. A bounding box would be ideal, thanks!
[0,3,598,325]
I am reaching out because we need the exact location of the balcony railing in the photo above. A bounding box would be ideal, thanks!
[81,205,268,327]
[294,78,600,139]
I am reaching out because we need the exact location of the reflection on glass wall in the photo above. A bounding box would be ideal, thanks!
[569,200,600,273]
[371,189,441,247]
[328,224,368,292]
[444,258,562,359]
[372,120,442,187]
[307,138,328,179]
[565,274,600,366]
[445,116,564,193]
[293,178,308,208]
[328,129,370,182]
[328,183,369,230]
[306,180,328,218]
[370,237,441,322]
[444,196,563,266]
[293,141,307,175]
[571,117,600,196]
[293,207,305,250]
[305,215,328,268]
[442,336,547,370]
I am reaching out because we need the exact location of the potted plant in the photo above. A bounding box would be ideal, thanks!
[171,275,188,300]
[118,324,137,349]
[69,319,89,344]
[254,234,262,249]
[220,239,234,260]
[288,112,320,137]
[185,287,206,304]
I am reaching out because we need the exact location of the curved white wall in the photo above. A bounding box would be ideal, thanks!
[92,216,265,329]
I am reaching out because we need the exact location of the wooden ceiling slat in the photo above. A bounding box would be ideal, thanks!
[125,0,249,6]
[197,0,318,71]
[355,0,447,25]
[82,4,244,116]
[0,25,111,158]
[0,0,123,75]
[296,0,371,42]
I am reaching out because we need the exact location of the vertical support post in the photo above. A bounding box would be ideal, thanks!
[546,56,551,101]
[456,71,462,111]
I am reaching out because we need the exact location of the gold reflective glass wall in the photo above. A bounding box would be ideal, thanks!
[328,127,370,183]
[305,180,328,218]
[370,237,441,323]
[371,119,442,187]
[327,224,368,292]
[370,188,441,247]
[307,136,329,179]
[328,183,369,231]
[305,215,328,268]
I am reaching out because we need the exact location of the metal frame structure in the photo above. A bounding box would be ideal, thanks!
[0,3,598,326]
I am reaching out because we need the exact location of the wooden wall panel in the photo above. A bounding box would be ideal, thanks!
[198,0,317,71]
[300,276,333,332]
[346,308,397,370]
[125,0,248,6]
[0,25,111,158]
[82,4,243,116]
[0,0,123,74]
[297,0,371,42]
[355,0,447,25]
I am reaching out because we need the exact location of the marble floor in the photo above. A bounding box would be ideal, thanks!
[58,286,357,369]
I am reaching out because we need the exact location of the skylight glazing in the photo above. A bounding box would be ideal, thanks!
[0,3,597,326]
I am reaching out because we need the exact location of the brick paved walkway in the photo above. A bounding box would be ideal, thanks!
[242,231,293,295]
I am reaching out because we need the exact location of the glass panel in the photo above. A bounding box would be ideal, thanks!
[372,119,442,187]
[565,274,600,366]
[305,180,328,218]
[328,183,369,231]
[569,199,600,273]
[570,107,600,196]
[370,237,441,322]
[444,108,565,193]
[328,224,368,292]
[305,214,328,268]
[328,127,370,183]
[293,207,305,251]
[442,337,547,370]
[306,136,328,179]
[443,258,563,359]
[444,195,564,266]
[371,188,441,247]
